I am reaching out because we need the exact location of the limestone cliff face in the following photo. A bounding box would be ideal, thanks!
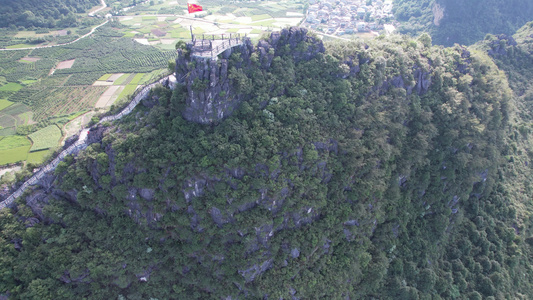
[175,27,325,124]
[175,39,254,124]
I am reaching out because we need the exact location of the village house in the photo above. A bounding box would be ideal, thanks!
[357,21,367,32]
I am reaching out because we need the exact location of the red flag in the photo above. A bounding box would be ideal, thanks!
[188,3,203,13]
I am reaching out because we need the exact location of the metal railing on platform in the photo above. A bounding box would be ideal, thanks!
[191,34,246,58]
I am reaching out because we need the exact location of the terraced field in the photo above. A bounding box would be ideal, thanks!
[0,0,303,168]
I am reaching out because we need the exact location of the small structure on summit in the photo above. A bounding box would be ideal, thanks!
[175,27,325,125]
[190,33,245,59]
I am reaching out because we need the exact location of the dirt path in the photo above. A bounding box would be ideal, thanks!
[59,111,95,145]
[89,0,108,16]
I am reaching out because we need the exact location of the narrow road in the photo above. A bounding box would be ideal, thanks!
[0,0,108,51]
[89,0,108,16]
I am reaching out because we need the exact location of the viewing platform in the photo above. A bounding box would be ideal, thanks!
[191,33,245,59]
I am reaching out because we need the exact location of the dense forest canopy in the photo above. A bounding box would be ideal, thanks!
[1,24,533,298]
[394,0,533,46]
[0,0,101,29]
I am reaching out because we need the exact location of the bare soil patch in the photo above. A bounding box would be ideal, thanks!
[62,111,96,143]
[20,57,40,62]
[95,86,123,108]
[56,59,76,70]
[160,39,176,45]
[92,81,113,86]
[151,29,167,37]
[134,38,150,45]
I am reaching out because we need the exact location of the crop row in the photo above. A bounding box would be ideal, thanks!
[28,125,62,152]
[29,86,107,121]
[3,59,55,83]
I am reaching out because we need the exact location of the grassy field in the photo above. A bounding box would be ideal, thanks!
[27,149,50,164]
[28,125,62,152]
[116,84,139,101]
[0,135,31,164]
[0,146,31,165]
[16,112,33,125]
[98,74,112,81]
[0,135,30,150]
[6,44,35,49]
[129,73,145,85]
[0,103,32,134]
[114,73,135,85]
[0,82,23,92]
[0,99,13,111]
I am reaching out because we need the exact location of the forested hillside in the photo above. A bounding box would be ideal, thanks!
[1,26,533,299]
[0,0,100,29]
[394,0,533,46]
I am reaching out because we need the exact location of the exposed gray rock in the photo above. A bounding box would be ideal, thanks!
[187,205,201,231]
[237,201,256,213]
[176,53,245,124]
[227,167,245,179]
[87,125,106,144]
[60,269,91,284]
[210,206,232,227]
[238,258,273,282]
[62,134,79,149]
[139,188,155,201]
[256,223,274,246]
[344,220,359,226]
[182,177,207,203]
[322,239,332,254]
[176,27,325,124]
[291,248,300,258]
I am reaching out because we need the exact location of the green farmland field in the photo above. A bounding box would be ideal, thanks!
[129,73,145,85]
[0,135,31,165]
[98,74,112,81]
[114,73,134,85]
[0,145,30,165]
[27,149,50,164]
[1,103,30,117]
[28,125,62,152]
[0,82,23,92]
[0,99,13,111]
[0,135,30,150]
[117,84,139,101]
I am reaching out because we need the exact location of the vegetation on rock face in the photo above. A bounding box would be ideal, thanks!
[1,26,533,299]
[394,0,533,46]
